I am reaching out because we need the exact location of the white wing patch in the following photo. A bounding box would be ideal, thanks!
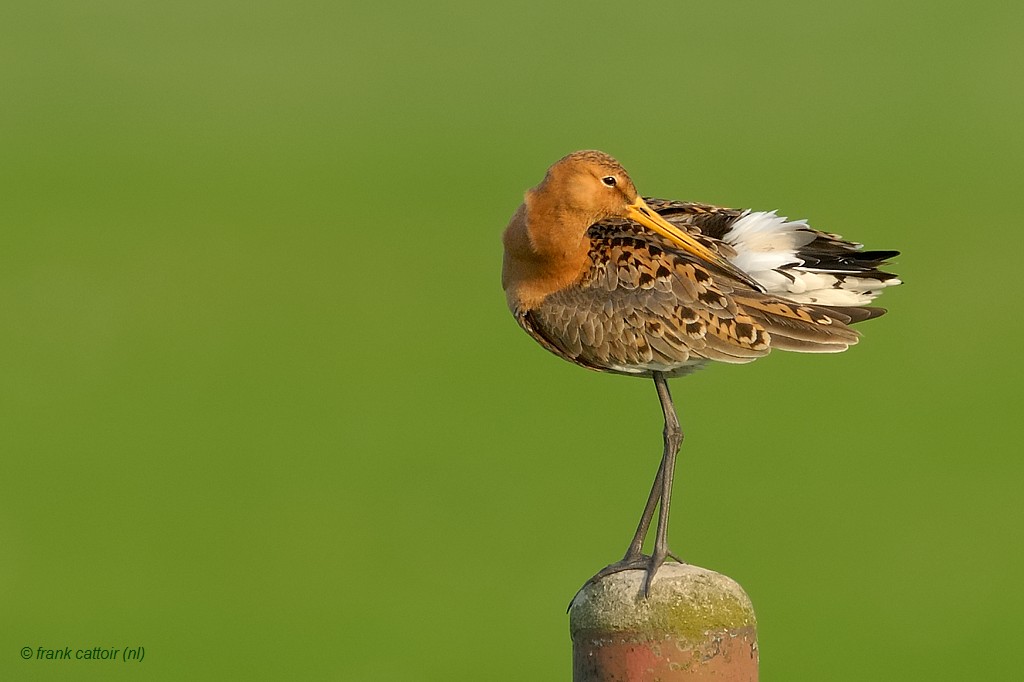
[723,210,813,275]
[723,210,901,306]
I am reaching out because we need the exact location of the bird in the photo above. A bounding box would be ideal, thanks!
[501,150,900,596]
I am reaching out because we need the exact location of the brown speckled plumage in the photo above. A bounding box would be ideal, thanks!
[516,218,878,378]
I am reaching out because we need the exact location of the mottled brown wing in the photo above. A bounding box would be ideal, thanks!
[520,230,772,378]
[520,224,867,376]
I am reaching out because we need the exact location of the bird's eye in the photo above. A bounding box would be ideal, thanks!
[601,176,617,187]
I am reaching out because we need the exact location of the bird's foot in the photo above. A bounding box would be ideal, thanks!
[568,550,685,610]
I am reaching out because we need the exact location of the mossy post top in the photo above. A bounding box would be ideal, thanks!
[570,564,758,681]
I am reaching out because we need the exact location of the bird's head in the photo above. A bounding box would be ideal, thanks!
[540,150,641,222]
[533,150,763,291]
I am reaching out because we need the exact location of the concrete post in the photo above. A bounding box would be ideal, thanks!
[569,564,758,681]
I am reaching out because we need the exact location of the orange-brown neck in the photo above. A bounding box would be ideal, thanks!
[501,189,593,313]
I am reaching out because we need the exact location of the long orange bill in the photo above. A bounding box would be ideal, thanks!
[625,198,766,292]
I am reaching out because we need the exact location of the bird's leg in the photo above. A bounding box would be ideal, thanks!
[643,371,684,595]
[572,372,685,602]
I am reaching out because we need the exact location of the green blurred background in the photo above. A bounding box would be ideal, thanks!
[2,1,1021,679]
